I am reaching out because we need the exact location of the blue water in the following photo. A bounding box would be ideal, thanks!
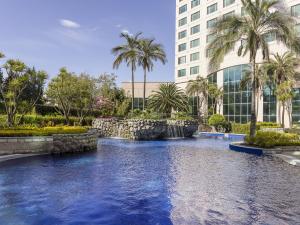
[0,137,299,225]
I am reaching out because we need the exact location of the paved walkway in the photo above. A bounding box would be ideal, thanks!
[276,151,300,166]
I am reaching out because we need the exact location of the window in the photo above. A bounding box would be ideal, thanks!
[178,56,186,65]
[190,66,199,75]
[191,11,200,21]
[191,0,200,8]
[293,88,300,123]
[291,4,300,17]
[178,69,186,77]
[241,7,246,16]
[191,25,200,35]
[206,48,213,57]
[223,11,234,19]
[178,30,187,39]
[224,0,235,7]
[295,24,300,36]
[178,43,187,52]
[223,64,251,123]
[206,33,216,43]
[207,73,217,115]
[264,32,276,42]
[207,18,217,29]
[179,17,187,26]
[207,3,217,14]
[190,38,200,48]
[179,4,187,14]
[190,52,200,61]
[263,84,277,122]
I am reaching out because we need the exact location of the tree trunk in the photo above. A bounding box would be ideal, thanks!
[131,63,135,112]
[143,68,147,111]
[282,102,285,128]
[250,59,257,138]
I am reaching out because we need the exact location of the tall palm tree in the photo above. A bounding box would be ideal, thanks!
[186,76,209,118]
[148,83,189,117]
[264,52,300,127]
[208,0,300,137]
[112,32,142,111]
[0,52,4,58]
[138,39,167,110]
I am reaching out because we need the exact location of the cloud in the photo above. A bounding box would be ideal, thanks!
[115,24,122,28]
[121,29,132,36]
[59,19,80,29]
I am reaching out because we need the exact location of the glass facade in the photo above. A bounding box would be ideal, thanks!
[207,73,217,115]
[293,88,300,123]
[263,85,277,122]
[223,64,252,123]
[189,97,198,116]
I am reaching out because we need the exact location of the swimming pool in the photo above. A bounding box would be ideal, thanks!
[0,137,299,225]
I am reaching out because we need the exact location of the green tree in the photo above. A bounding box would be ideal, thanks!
[112,32,142,111]
[46,68,77,125]
[0,52,4,59]
[208,0,300,137]
[265,52,300,127]
[148,83,189,117]
[73,74,97,125]
[138,38,167,110]
[186,76,209,119]
[0,59,27,126]
[276,81,294,128]
[208,84,223,114]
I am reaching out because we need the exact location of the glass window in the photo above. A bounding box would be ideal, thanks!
[291,4,300,17]
[178,56,186,65]
[179,4,187,14]
[178,30,187,39]
[179,17,187,26]
[223,11,235,19]
[206,48,213,57]
[178,43,187,52]
[191,0,200,8]
[206,33,216,43]
[191,11,200,21]
[207,18,217,29]
[207,3,217,14]
[190,52,200,61]
[190,66,199,75]
[224,0,235,7]
[264,32,276,42]
[190,38,200,48]
[295,24,300,36]
[293,88,300,123]
[178,69,186,77]
[191,25,200,35]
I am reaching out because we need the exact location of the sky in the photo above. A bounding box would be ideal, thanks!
[0,0,175,84]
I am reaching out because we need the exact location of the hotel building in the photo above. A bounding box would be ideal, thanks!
[175,0,300,126]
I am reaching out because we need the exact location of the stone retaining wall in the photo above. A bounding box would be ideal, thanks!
[92,118,199,140]
[0,132,97,156]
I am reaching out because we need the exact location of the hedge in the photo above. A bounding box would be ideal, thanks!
[0,115,94,127]
[232,122,281,134]
[245,131,300,148]
[0,126,88,137]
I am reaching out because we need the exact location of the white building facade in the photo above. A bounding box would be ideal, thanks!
[175,0,300,127]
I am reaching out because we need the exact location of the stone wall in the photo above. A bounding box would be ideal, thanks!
[0,132,97,156]
[92,118,199,140]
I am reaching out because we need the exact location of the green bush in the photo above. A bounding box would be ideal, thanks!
[208,114,231,133]
[128,109,162,120]
[172,112,194,121]
[245,131,300,148]
[232,122,281,134]
[0,126,88,137]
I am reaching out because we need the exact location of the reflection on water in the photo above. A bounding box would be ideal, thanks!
[0,138,299,225]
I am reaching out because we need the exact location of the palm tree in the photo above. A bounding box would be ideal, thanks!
[138,38,167,110]
[186,76,209,118]
[112,32,142,111]
[148,83,189,117]
[0,52,4,58]
[264,52,300,127]
[208,0,300,137]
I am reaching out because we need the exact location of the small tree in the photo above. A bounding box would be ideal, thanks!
[276,81,294,128]
[208,84,223,114]
[46,68,77,125]
[0,59,28,126]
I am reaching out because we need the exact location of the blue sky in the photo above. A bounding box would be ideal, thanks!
[0,0,175,84]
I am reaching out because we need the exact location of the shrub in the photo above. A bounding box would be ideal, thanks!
[208,114,231,133]
[0,126,88,137]
[128,109,162,120]
[172,112,194,121]
[245,131,300,148]
[232,122,281,134]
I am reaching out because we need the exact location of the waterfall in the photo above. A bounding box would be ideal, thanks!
[167,125,185,139]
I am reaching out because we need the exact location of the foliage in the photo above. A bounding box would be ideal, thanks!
[0,126,87,137]
[112,32,142,111]
[245,131,300,148]
[116,98,131,117]
[148,83,189,117]
[232,122,281,134]
[208,0,300,137]
[208,84,223,114]
[172,112,194,121]
[208,114,231,132]
[128,109,162,120]
[138,38,167,110]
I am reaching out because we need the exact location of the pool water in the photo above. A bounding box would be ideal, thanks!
[0,137,299,225]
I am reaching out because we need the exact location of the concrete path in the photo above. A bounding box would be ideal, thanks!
[276,151,300,166]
